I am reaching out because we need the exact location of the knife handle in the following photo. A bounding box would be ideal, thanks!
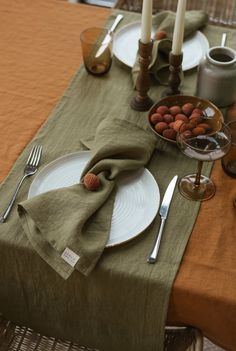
[109,14,123,34]
[147,218,165,264]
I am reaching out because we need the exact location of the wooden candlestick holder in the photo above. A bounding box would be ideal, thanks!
[130,40,153,111]
[162,51,183,96]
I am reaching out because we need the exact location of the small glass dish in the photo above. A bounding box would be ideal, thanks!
[148,95,223,144]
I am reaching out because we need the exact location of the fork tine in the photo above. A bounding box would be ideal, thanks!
[29,145,38,166]
[0,144,43,223]
[34,145,42,167]
[31,145,39,166]
[31,145,41,166]
[27,145,42,166]
[26,145,37,165]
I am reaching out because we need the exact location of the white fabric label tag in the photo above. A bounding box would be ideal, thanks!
[61,248,80,267]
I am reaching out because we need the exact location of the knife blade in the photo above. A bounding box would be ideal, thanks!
[95,14,123,58]
[147,175,178,264]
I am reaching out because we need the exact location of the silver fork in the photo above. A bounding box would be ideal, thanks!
[0,145,42,223]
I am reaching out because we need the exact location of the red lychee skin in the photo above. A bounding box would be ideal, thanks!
[190,112,202,119]
[173,119,184,132]
[182,130,193,139]
[175,114,188,122]
[83,173,100,191]
[150,113,163,124]
[192,127,206,136]
[154,121,169,134]
[182,103,195,116]
[189,116,203,125]
[162,128,177,140]
[156,105,169,115]
[169,105,181,116]
[192,108,203,115]
[155,31,167,40]
[163,114,174,124]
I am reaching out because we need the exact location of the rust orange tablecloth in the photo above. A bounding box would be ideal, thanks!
[0,0,236,350]
[0,0,110,181]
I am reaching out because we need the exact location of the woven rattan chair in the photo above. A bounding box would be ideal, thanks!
[114,0,236,27]
[0,315,203,351]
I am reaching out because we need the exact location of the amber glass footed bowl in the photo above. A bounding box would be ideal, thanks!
[148,95,223,145]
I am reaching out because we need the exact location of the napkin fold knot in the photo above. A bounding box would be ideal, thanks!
[132,10,208,86]
[18,118,157,279]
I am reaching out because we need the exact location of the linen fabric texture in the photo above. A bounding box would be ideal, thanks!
[0,3,236,350]
[2,7,234,351]
[0,59,207,351]
[18,118,156,279]
[0,10,211,351]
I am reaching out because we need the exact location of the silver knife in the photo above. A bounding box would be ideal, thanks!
[95,14,123,58]
[147,175,178,264]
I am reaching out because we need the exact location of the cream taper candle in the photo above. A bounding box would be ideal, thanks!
[172,0,186,55]
[140,0,153,44]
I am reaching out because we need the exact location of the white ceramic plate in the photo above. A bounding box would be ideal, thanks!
[113,21,209,71]
[28,151,160,247]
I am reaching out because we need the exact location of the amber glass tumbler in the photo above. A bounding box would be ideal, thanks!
[80,27,112,76]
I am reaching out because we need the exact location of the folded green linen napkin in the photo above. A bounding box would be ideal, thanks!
[18,118,157,279]
[132,10,208,85]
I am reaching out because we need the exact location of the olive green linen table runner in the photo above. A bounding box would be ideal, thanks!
[0,10,235,351]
